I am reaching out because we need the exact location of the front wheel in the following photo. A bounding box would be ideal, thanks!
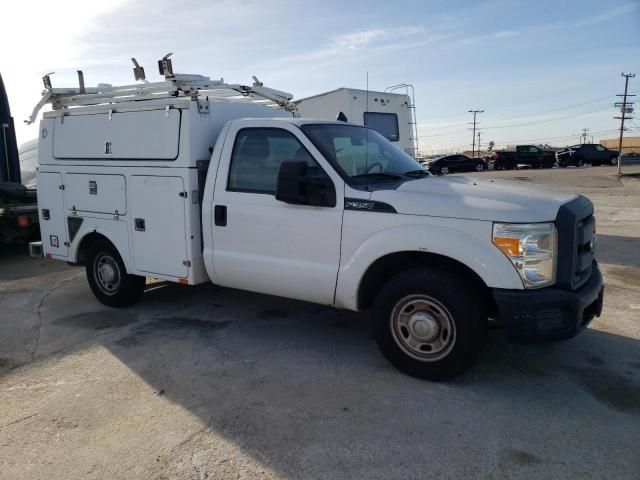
[475,163,486,172]
[440,166,449,175]
[86,240,146,307]
[373,269,487,381]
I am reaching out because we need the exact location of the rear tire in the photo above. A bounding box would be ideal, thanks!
[86,240,146,307]
[373,268,487,381]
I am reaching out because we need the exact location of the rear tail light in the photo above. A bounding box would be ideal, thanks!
[17,215,30,228]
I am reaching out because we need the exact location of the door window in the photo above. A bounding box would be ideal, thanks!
[228,128,328,194]
[594,145,605,151]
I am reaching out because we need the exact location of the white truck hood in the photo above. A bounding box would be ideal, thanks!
[370,176,576,223]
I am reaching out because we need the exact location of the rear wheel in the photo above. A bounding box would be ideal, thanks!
[475,162,486,172]
[373,269,487,381]
[86,240,146,307]
[440,166,449,175]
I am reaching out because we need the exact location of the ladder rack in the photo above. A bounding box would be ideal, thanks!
[26,72,295,124]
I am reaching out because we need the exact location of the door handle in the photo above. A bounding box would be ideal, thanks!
[214,205,227,227]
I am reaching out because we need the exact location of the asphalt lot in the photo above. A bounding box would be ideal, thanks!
[1,165,639,480]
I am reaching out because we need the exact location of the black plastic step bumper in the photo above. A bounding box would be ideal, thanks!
[493,262,604,343]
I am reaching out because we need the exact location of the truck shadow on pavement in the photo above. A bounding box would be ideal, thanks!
[38,279,639,478]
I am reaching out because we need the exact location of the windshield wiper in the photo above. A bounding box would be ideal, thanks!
[403,169,431,177]
[350,172,406,181]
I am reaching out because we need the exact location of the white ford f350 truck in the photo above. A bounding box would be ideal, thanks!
[31,61,603,381]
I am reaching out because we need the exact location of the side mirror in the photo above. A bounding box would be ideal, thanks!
[275,160,336,207]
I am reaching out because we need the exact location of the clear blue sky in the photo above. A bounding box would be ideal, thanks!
[3,0,640,153]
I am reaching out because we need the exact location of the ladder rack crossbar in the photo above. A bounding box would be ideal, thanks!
[26,75,295,124]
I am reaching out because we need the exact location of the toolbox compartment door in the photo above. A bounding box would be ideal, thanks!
[37,172,69,257]
[64,173,126,215]
[130,175,188,278]
[52,109,181,160]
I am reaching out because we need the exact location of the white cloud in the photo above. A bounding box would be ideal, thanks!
[334,29,389,49]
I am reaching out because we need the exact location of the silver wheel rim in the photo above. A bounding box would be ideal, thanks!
[390,294,456,362]
[476,163,484,171]
[94,253,121,296]
[441,166,449,175]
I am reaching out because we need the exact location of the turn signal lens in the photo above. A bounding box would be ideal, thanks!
[493,237,520,256]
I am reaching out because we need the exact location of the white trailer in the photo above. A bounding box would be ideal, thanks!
[294,86,418,157]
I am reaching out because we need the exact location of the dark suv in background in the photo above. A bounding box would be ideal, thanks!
[556,144,618,167]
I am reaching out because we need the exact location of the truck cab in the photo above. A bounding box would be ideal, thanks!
[33,65,604,381]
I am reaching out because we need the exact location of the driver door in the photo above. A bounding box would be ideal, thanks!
[210,121,344,305]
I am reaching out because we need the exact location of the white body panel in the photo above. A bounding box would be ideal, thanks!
[53,109,181,160]
[37,172,69,257]
[64,173,127,215]
[130,175,188,278]
[294,88,414,155]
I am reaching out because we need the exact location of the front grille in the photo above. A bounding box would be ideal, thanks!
[555,195,595,291]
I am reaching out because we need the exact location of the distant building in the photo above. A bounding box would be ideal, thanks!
[600,136,640,153]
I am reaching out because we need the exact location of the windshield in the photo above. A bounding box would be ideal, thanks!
[301,124,423,183]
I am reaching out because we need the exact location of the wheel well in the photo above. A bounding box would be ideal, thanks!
[76,232,112,265]
[357,251,496,315]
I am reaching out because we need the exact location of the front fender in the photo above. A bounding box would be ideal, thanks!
[334,222,524,311]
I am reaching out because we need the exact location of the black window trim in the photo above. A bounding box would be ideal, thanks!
[363,111,400,142]
[226,126,334,196]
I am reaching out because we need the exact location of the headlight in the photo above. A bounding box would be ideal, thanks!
[493,222,557,288]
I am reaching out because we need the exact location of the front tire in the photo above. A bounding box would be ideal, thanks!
[373,269,487,381]
[86,240,146,307]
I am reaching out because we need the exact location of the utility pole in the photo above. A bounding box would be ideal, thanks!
[477,131,482,156]
[615,73,635,175]
[468,109,484,157]
[581,128,590,144]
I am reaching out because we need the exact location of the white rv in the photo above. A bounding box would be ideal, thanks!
[32,59,603,381]
[294,87,418,157]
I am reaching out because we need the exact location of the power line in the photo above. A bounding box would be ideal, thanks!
[419,93,629,133]
[418,106,611,137]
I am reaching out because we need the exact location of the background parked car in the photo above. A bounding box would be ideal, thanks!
[493,145,556,170]
[556,144,618,167]
[425,155,487,175]
[621,152,640,165]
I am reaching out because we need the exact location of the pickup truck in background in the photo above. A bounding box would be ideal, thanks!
[556,144,618,167]
[33,63,605,381]
[493,145,556,170]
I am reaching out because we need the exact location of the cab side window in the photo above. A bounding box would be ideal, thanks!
[228,128,328,194]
